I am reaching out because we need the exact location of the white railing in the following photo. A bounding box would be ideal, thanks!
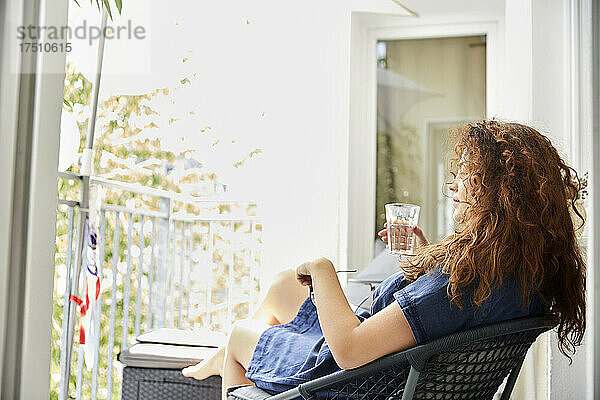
[53,173,262,400]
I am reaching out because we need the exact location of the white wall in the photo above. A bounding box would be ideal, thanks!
[140,1,413,288]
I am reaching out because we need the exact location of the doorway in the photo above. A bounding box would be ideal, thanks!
[374,35,486,248]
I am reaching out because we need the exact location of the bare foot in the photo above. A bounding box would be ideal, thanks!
[182,346,225,380]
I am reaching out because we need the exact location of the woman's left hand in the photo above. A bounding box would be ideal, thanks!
[378,223,429,250]
[296,257,333,287]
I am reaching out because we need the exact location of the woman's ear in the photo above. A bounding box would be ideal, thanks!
[467,173,483,202]
[471,174,481,187]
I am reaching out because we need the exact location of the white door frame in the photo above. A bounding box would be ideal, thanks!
[580,0,599,397]
[0,0,68,397]
[346,17,501,268]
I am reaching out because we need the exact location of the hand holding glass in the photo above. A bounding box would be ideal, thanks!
[385,203,420,256]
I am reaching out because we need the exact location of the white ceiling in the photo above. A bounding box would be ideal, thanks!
[399,0,504,18]
[352,0,505,32]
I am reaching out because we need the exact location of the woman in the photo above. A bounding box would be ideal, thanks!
[183,120,586,399]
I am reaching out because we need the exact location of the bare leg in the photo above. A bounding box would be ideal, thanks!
[252,269,310,325]
[221,319,269,399]
[182,269,309,380]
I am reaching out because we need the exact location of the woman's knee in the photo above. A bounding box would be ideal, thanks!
[265,269,309,324]
[227,319,267,368]
[270,269,297,291]
[269,269,307,298]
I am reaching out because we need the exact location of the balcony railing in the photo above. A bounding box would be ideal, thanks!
[52,173,262,400]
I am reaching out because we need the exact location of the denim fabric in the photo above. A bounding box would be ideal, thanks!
[393,266,543,345]
[245,267,543,395]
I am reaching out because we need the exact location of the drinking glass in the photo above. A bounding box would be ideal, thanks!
[385,203,420,256]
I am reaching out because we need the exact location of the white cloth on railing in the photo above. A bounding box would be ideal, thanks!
[72,224,102,372]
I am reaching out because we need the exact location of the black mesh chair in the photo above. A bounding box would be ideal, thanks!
[227,316,555,400]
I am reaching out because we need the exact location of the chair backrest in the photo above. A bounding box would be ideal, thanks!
[400,316,556,400]
[408,327,542,399]
[289,317,555,400]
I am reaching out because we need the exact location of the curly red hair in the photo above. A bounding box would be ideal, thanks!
[402,120,586,359]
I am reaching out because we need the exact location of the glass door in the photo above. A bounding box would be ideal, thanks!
[375,35,486,244]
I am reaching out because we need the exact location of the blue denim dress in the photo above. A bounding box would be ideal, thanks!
[245,267,543,395]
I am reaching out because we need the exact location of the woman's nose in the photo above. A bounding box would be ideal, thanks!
[448,179,457,192]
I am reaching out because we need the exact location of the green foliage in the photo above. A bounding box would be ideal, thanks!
[62,62,187,194]
[71,0,123,19]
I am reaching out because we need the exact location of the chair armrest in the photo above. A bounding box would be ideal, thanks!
[227,349,410,400]
[268,350,411,400]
